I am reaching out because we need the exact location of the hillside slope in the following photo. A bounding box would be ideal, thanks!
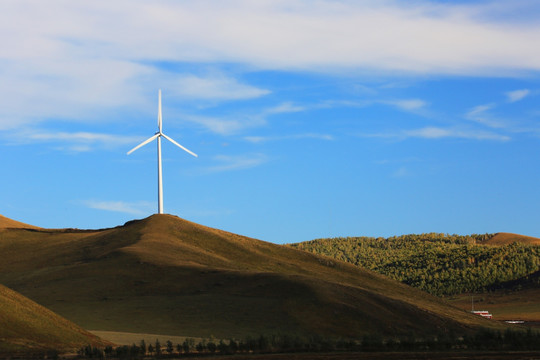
[0,214,39,229]
[482,232,540,246]
[290,233,540,296]
[0,283,106,354]
[0,215,505,339]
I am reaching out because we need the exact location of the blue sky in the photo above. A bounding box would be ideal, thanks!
[1,0,540,244]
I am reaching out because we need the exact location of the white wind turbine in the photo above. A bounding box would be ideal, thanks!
[127,90,198,214]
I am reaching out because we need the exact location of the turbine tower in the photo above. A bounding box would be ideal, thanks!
[127,90,198,214]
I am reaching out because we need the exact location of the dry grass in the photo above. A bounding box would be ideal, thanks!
[448,288,540,322]
[0,214,507,341]
[482,232,540,246]
[0,214,39,229]
[0,284,108,353]
[88,331,203,346]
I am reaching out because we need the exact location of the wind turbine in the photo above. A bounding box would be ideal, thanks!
[127,89,197,214]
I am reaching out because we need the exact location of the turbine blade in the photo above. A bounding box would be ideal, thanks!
[127,134,159,155]
[162,133,198,157]
[158,89,162,132]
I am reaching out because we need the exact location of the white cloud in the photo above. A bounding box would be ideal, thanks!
[8,129,143,152]
[183,114,266,135]
[170,74,270,100]
[202,154,268,173]
[405,127,454,139]
[26,131,134,143]
[465,104,506,128]
[2,1,539,75]
[0,1,539,129]
[319,98,427,113]
[264,102,306,115]
[82,200,153,215]
[392,166,411,178]
[506,89,531,103]
[244,133,334,143]
[6,3,540,76]
[384,99,428,111]
[403,127,510,141]
[183,102,308,135]
[365,126,510,141]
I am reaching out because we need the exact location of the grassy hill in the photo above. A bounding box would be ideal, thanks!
[0,215,506,340]
[0,214,39,229]
[481,232,540,246]
[0,283,107,354]
[289,233,540,296]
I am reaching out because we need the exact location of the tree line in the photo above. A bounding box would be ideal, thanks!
[289,233,540,296]
[76,328,540,359]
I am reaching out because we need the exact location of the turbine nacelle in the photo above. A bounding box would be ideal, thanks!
[127,89,197,214]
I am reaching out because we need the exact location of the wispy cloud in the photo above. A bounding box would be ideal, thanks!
[392,166,411,178]
[244,133,334,143]
[364,126,510,141]
[263,102,306,115]
[403,127,510,141]
[384,99,428,112]
[2,1,539,75]
[506,89,530,103]
[201,153,268,173]
[8,129,142,152]
[184,101,309,135]
[465,104,506,128]
[321,98,427,113]
[183,114,266,135]
[170,73,270,100]
[0,1,539,129]
[82,200,154,215]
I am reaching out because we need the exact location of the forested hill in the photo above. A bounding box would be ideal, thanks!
[289,233,540,296]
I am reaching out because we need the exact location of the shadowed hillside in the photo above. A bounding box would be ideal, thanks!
[0,215,506,339]
[0,283,107,354]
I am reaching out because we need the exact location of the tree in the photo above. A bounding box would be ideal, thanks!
[139,339,146,355]
[104,346,113,358]
[166,340,174,354]
[155,339,161,356]
[207,341,217,353]
[196,341,205,353]
[182,340,190,354]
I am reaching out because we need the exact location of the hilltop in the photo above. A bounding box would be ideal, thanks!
[0,214,504,340]
[481,232,540,246]
[0,283,107,354]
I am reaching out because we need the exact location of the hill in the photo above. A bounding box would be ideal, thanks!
[0,283,107,354]
[0,214,39,229]
[289,233,540,296]
[0,215,506,340]
[481,232,540,246]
